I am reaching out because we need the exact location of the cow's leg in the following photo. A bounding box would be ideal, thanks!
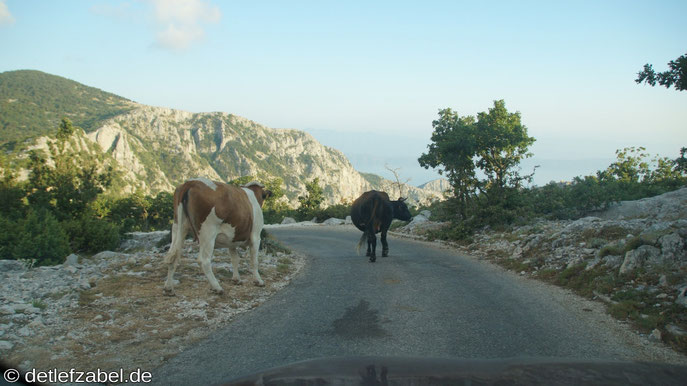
[229,247,242,285]
[367,228,377,263]
[164,208,188,295]
[381,226,389,257]
[249,235,265,287]
[198,226,223,294]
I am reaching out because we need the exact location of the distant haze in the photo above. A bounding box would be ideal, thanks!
[1,1,685,188]
[302,128,637,187]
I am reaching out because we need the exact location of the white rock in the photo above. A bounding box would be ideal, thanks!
[660,233,685,262]
[619,245,661,275]
[0,260,26,272]
[64,254,80,266]
[0,340,14,350]
[322,218,345,226]
[281,217,296,225]
[0,305,14,315]
[676,287,687,307]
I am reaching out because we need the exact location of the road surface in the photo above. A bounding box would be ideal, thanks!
[147,225,685,385]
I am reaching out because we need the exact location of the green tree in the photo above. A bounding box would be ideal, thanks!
[675,147,687,174]
[0,154,26,220]
[636,52,687,91]
[297,177,324,219]
[56,117,75,140]
[25,119,114,220]
[419,108,478,219]
[599,147,650,183]
[148,191,174,230]
[108,191,150,233]
[419,100,535,221]
[13,209,71,265]
[474,100,536,198]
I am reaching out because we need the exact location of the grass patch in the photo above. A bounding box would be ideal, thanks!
[261,231,291,255]
[534,264,623,299]
[31,299,48,310]
[278,257,292,265]
[598,243,625,258]
[580,225,629,242]
[389,220,407,231]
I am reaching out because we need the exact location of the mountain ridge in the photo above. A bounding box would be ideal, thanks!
[0,70,443,206]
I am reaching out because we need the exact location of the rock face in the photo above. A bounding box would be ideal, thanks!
[66,105,439,206]
[418,179,451,195]
[595,187,687,221]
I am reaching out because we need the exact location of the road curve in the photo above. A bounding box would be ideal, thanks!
[146,225,686,385]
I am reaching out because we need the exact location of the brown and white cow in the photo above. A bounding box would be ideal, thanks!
[163,178,272,295]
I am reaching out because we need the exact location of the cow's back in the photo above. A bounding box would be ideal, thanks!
[351,190,392,232]
[175,180,254,242]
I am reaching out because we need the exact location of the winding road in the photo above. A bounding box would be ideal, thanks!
[147,225,686,385]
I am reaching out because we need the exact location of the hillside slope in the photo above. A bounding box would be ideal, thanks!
[0,70,133,150]
[1,70,440,206]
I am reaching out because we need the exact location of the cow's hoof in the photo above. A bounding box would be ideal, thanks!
[369,256,376,263]
[382,250,389,257]
[233,278,243,285]
[212,287,225,295]
[163,288,175,296]
[254,280,265,287]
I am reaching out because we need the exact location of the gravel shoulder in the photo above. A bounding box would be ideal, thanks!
[0,232,305,376]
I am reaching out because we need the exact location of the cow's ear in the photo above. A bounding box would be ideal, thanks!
[398,197,406,202]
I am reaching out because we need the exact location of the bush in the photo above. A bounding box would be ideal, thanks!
[311,203,351,222]
[0,215,19,259]
[13,210,71,266]
[63,215,121,253]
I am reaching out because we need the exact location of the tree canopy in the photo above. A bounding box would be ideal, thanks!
[635,52,687,91]
[419,100,535,220]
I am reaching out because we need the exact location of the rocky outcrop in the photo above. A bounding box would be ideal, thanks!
[418,178,451,195]
[595,187,687,221]
[80,105,440,206]
[394,187,687,350]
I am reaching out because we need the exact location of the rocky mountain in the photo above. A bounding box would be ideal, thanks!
[418,178,451,195]
[1,70,441,206]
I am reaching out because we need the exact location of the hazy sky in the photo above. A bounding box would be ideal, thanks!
[1,0,685,186]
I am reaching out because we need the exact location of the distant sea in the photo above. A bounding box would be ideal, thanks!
[303,128,614,188]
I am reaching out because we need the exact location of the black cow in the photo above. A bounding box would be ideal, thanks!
[351,190,412,262]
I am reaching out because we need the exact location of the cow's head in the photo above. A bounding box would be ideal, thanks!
[242,181,273,207]
[391,197,412,221]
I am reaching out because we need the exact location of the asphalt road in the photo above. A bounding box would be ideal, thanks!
[147,225,681,385]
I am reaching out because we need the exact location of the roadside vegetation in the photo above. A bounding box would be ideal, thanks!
[0,121,354,267]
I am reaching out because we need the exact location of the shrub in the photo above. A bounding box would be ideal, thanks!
[63,215,121,253]
[316,203,351,221]
[0,215,19,259]
[13,209,71,266]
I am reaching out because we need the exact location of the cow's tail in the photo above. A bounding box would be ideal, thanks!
[164,187,199,265]
[181,189,200,242]
[356,233,366,256]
